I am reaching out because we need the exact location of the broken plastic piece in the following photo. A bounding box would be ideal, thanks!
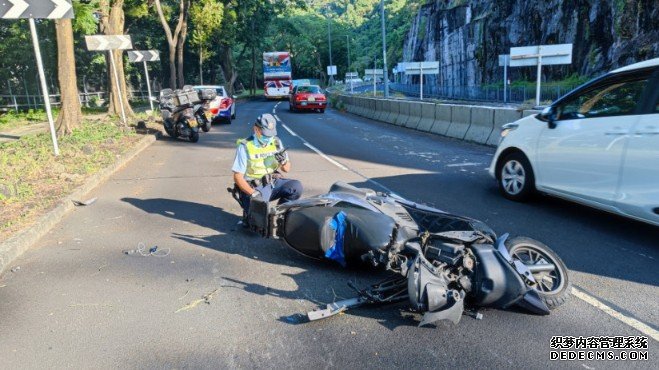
[72,198,97,206]
[307,297,364,321]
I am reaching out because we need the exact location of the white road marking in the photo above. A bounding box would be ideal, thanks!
[571,287,659,341]
[446,162,482,167]
[303,143,348,171]
[274,114,281,122]
[281,123,298,137]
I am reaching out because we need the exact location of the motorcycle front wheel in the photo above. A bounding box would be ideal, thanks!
[202,120,211,132]
[189,131,199,143]
[505,237,571,309]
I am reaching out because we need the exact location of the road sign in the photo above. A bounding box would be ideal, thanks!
[327,65,337,76]
[2,0,75,155]
[127,50,160,63]
[402,61,439,100]
[364,69,384,76]
[403,61,439,75]
[86,35,133,124]
[345,72,358,78]
[0,0,73,19]
[128,50,160,112]
[509,44,572,67]
[509,43,573,106]
[85,35,133,51]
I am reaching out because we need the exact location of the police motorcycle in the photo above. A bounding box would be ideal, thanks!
[193,88,217,133]
[159,86,203,143]
[238,181,571,326]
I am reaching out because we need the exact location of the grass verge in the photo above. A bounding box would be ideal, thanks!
[0,115,147,240]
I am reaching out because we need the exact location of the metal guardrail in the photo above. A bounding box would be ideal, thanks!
[0,90,159,112]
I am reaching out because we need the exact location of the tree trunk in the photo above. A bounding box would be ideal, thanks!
[55,19,82,135]
[100,0,134,119]
[218,46,237,95]
[176,1,190,88]
[153,0,187,89]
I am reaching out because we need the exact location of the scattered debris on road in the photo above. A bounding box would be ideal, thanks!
[123,242,171,257]
[175,288,219,313]
[72,197,97,206]
[10,266,20,273]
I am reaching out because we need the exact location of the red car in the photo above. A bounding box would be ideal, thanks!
[289,85,327,113]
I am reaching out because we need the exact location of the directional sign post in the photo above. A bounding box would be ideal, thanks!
[86,35,133,124]
[404,61,439,100]
[510,44,573,106]
[498,55,510,103]
[365,68,383,97]
[128,50,160,112]
[345,72,358,93]
[1,0,74,156]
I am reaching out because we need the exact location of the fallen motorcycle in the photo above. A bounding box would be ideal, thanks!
[193,88,217,133]
[242,181,571,326]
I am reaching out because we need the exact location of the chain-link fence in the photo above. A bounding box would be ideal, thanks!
[0,90,159,112]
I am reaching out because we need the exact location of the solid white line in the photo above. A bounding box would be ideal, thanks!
[446,162,482,167]
[303,142,348,171]
[281,123,297,137]
[274,114,281,122]
[571,287,659,341]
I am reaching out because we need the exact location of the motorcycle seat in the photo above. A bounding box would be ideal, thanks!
[284,206,395,265]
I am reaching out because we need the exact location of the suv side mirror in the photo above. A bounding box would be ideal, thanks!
[539,106,558,129]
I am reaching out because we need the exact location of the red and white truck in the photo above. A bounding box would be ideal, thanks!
[263,51,292,99]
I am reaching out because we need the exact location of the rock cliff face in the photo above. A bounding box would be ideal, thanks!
[402,0,659,86]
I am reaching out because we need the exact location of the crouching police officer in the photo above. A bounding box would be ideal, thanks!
[231,113,303,224]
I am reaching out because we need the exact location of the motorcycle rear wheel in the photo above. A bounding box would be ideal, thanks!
[505,237,571,309]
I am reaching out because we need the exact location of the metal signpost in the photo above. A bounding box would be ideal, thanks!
[365,68,383,97]
[85,35,133,124]
[510,44,573,106]
[128,50,160,112]
[498,54,510,103]
[345,72,358,93]
[403,61,439,100]
[1,0,75,156]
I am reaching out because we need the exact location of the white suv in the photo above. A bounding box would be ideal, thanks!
[489,58,659,226]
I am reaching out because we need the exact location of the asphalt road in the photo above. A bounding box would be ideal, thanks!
[0,99,656,369]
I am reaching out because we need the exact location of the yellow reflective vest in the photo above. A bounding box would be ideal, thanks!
[236,136,282,180]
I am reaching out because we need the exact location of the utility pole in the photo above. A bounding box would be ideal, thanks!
[327,13,334,86]
[346,35,352,93]
[380,0,389,98]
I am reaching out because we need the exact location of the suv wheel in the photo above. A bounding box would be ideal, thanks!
[498,152,535,201]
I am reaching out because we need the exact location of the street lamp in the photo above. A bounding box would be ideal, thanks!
[326,11,334,86]
[346,35,352,93]
[380,0,389,98]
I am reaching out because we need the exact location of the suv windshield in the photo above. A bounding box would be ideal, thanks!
[297,86,321,94]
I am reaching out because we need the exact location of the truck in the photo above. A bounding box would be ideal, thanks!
[263,52,292,99]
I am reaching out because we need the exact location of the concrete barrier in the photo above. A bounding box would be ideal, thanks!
[416,103,435,132]
[446,105,471,139]
[429,104,452,135]
[395,100,411,126]
[404,101,422,129]
[377,99,390,121]
[373,99,383,120]
[486,108,523,146]
[384,100,399,124]
[523,109,541,117]
[464,107,494,144]
[366,98,377,119]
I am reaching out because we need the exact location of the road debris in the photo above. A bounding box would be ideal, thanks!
[10,266,20,273]
[123,242,170,257]
[175,288,219,313]
[72,198,97,206]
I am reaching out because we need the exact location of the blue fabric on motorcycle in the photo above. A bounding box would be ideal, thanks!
[325,211,347,267]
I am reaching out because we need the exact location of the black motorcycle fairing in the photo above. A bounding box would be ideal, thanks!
[283,206,395,264]
[469,244,529,308]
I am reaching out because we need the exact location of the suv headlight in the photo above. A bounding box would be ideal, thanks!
[500,122,519,139]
